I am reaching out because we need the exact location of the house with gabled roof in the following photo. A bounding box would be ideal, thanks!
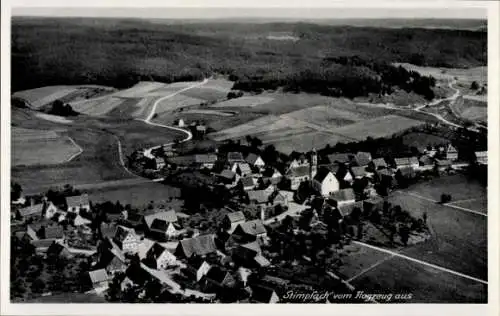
[194,154,218,169]
[144,243,177,270]
[202,266,236,290]
[335,167,353,184]
[137,238,156,260]
[246,189,272,205]
[175,234,217,259]
[393,157,419,170]
[445,144,458,161]
[369,158,387,171]
[113,225,139,253]
[246,153,265,170]
[99,248,127,275]
[435,159,453,172]
[65,194,90,214]
[231,162,252,177]
[355,152,372,167]
[287,155,310,170]
[350,166,368,180]
[312,167,340,197]
[418,155,435,171]
[285,165,311,190]
[337,201,364,218]
[262,167,282,185]
[186,259,212,282]
[16,203,45,221]
[144,210,182,240]
[153,157,166,170]
[328,188,356,207]
[222,211,246,233]
[46,242,73,259]
[239,177,256,191]
[233,220,267,245]
[126,212,145,229]
[217,170,238,185]
[250,284,279,303]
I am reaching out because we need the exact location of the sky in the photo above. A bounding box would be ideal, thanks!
[11,7,487,20]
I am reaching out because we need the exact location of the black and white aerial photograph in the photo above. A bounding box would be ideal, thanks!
[3,0,496,310]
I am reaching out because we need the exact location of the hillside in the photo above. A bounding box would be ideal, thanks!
[12,17,487,95]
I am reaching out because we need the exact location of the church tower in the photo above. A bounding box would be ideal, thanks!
[310,148,317,179]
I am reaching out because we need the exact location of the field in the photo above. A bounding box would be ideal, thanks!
[401,132,450,150]
[344,175,487,302]
[13,86,80,109]
[12,127,81,166]
[451,97,487,122]
[210,96,274,108]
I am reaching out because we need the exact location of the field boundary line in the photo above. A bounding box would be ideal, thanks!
[446,197,482,204]
[397,191,487,217]
[353,241,488,285]
[64,136,84,162]
[346,254,397,282]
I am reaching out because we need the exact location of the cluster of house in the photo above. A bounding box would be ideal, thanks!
[13,194,94,254]
[86,207,282,303]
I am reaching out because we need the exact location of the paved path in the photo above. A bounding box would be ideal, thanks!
[139,79,208,158]
[353,240,488,285]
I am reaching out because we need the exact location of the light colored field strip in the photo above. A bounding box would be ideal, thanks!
[398,191,487,217]
[353,241,488,285]
[447,197,481,205]
[347,254,397,282]
[64,136,84,162]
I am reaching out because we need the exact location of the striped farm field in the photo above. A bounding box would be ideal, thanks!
[210,96,274,108]
[112,81,167,98]
[13,86,80,109]
[154,94,204,114]
[71,96,125,116]
[12,127,81,166]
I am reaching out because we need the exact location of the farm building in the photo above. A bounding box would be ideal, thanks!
[336,168,353,184]
[222,211,246,233]
[287,155,310,170]
[186,260,212,282]
[113,225,140,254]
[233,219,268,245]
[231,162,252,177]
[328,188,356,207]
[435,159,453,172]
[250,285,280,303]
[247,189,272,205]
[98,248,127,275]
[143,243,177,270]
[66,194,90,214]
[202,266,237,290]
[245,153,266,170]
[217,170,238,185]
[312,167,340,197]
[418,155,435,171]
[16,203,45,221]
[262,167,283,185]
[153,157,166,170]
[144,210,182,240]
[369,158,387,171]
[194,154,218,169]
[393,157,419,170]
[175,234,217,259]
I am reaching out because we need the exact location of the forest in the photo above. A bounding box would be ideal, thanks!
[12,17,487,99]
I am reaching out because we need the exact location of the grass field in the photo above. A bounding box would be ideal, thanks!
[71,96,126,116]
[34,112,74,124]
[13,86,80,109]
[350,256,486,303]
[451,97,487,122]
[211,95,274,108]
[12,133,81,166]
[154,94,204,114]
[112,81,167,98]
[266,132,352,154]
[330,115,425,141]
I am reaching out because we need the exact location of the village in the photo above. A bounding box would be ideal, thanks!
[10,130,488,303]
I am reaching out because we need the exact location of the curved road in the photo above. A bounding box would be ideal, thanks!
[139,78,209,158]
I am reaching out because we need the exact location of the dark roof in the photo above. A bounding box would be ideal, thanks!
[237,220,266,236]
[355,152,372,166]
[144,210,177,227]
[313,167,332,183]
[44,226,64,239]
[205,266,231,284]
[319,163,340,174]
[114,226,134,243]
[245,153,263,165]
[150,219,169,232]
[329,188,355,202]
[397,167,416,178]
[327,153,353,164]
[240,177,255,187]
[47,242,67,256]
[338,201,364,217]
[262,167,281,178]
[31,239,55,249]
[127,212,144,224]
[18,203,44,217]
[226,211,246,223]
[285,165,310,178]
[251,284,277,303]
[371,158,387,169]
[66,194,89,208]
[195,154,218,164]
[147,243,168,259]
[178,234,217,258]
